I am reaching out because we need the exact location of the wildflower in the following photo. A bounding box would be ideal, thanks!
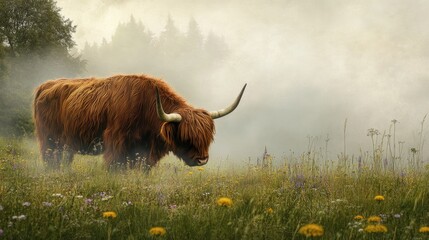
[292,174,305,189]
[0,205,3,211]
[419,226,429,233]
[52,193,64,198]
[364,224,388,233]
[42,202,53,207]
[266,208,274,214]
[149,227,166,236]
[188,171,193,175]
[22,202,31,207]
[76,195,83,199]
[103,211,117,219]
[298,224,324,237]
[367,216,382,223]
[217,197,233,207]
[84,198,93,205]
[122,201,132,206]
[12,215,26,221]
[197,167,204,171]
[354,215,365,221]
[101,195,113,201]
[0,228,3,236]
[374,195,385,202]
[393,214,401,219]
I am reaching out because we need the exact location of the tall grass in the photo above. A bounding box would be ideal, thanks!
[1,122,429,239]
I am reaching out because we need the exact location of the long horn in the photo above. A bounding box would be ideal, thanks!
[156,87,182,122]
[210,83,247,119]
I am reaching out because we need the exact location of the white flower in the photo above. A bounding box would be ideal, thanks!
[12,215,26,221]
[0,205,3,211]
[76,195,83,199]
[22,202,31,207]
[52,193,64,198]
[42,202,53,207]
[101,195,113,201]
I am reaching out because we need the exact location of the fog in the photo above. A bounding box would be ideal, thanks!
[56,0,429,163]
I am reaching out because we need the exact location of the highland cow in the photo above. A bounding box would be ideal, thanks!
[33,75,246,169]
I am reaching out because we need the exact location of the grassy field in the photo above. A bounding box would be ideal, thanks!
[1,138,429,239]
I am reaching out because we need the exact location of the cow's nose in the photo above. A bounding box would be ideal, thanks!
[197,157,208,166]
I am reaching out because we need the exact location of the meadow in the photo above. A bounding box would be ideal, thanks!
[1,137,429,240]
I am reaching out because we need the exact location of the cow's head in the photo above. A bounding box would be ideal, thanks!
[157,84,247,166]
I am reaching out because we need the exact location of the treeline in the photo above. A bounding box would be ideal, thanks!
[83,16,229,94]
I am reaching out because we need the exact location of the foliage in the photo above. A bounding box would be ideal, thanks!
[0,0,84,136]
[1,138,429,239]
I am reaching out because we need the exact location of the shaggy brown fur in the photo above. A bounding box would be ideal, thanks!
[33,75,215,169]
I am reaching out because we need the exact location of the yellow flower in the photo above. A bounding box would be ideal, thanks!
[188,171,193,175]
[217,197,233,207]
[266,208,274,214]
[102,211,117,219]
[364,224,388,233]
[354,215,365,221]
[197,167,204,171]
[367,216,382,223]
[374,195,385,201]
[298,224,324,237]
[149,227,166,236]
[419,226,429,233]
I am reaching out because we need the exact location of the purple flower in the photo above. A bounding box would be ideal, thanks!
[292,174,306,189]
[84,198,93,205]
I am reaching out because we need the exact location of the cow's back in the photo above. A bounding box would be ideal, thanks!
[60,78,112,150]
[33,79,88,141]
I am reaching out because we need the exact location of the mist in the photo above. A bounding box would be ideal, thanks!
[56,0,429,164]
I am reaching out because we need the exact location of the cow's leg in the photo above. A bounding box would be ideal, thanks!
[126,142,151,170]
[147,141,166,169]
[62,145,75,168]
[40,137,62,169]
[103,130,127,170]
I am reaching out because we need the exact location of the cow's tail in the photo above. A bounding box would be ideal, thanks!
[33,85,44,119]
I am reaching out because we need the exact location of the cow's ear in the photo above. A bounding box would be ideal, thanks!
[160,122,175,145]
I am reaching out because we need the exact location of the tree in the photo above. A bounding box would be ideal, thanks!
[0,0,76,57]
[205,31,229,62]
[158,15,184,58]
[0,0,83,136]
[186,18,204,51]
